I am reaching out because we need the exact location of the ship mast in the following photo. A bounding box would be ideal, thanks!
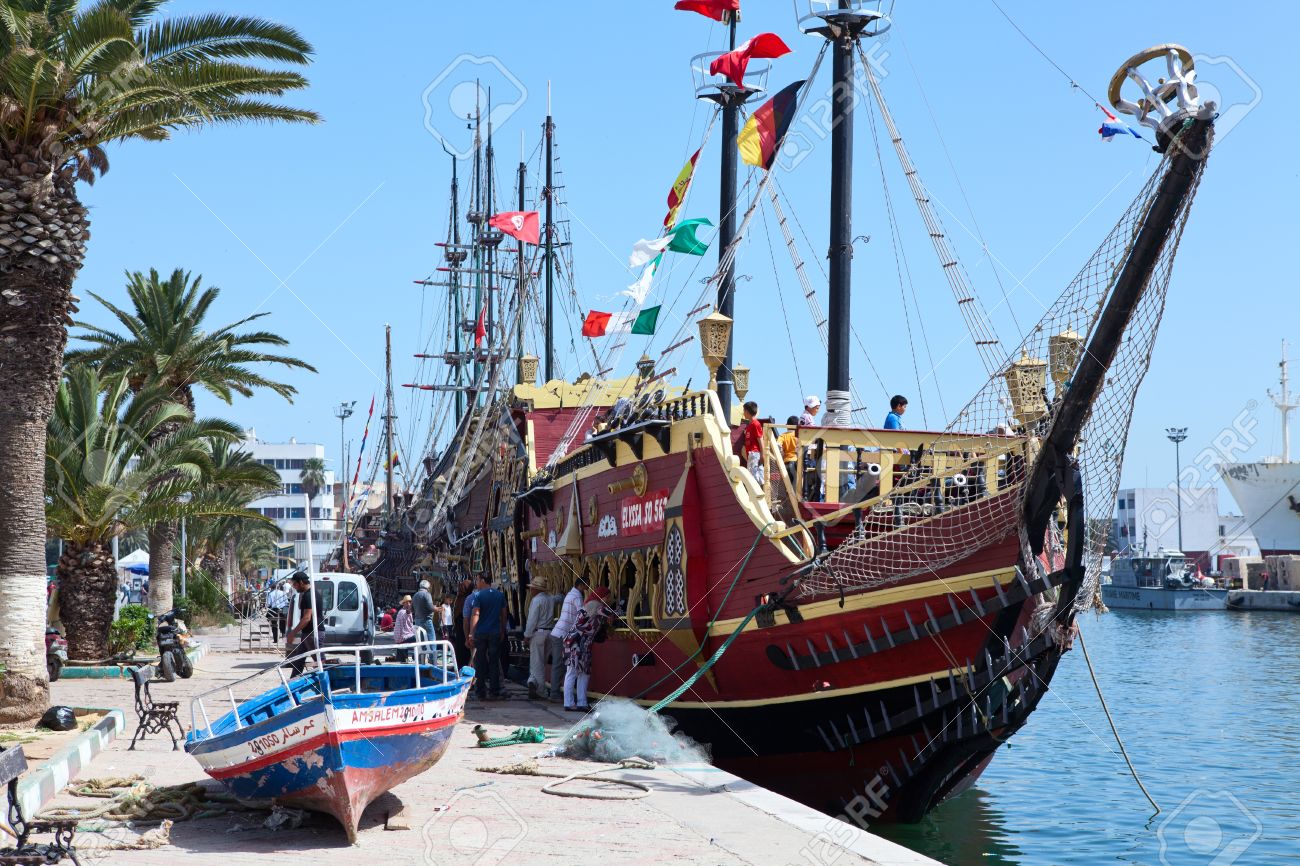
[446,145,465,425]
[804,1,884,426]
[383,323,395,516]
[517,131,527,382]
[715,12,741,421]
[1269,339,1298,463]
[544,84,556,383]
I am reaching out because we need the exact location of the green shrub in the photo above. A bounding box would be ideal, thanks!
[108,604,154,657]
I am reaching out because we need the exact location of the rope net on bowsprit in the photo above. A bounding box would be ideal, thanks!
[800,129,1212,621]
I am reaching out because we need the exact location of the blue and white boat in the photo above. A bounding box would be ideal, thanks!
[185,638,472,841]
[1101,548,1228,611]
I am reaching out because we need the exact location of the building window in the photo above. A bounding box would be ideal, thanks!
[289,508,305,519]
[283,482,303,495]
[289,458,305,470]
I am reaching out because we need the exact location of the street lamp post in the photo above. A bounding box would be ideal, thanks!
[334,401,356,570]
[1166,427,1188,551]
[178,491,193,600]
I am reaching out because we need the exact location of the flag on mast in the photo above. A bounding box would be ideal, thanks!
[628,217,713,267]
[673,0,738,21]
[474,304,487,347]
[709,33,792,88]
[582,306,662,337]
[738,80,805,170]
[351,395,376,488]
[1097,104,1142,142]
[488,210,540,243]
[664,148,701,229]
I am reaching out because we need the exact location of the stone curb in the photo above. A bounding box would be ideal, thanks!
[16,708,126,818]
[61,640,208,679]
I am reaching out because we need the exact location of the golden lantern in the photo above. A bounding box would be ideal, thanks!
[519,353,540,386]
[733,364,750,401]
[1003,352,1048,427]
[636,353,656,381]
[1048,328,1083,388]
[697,309,733,392]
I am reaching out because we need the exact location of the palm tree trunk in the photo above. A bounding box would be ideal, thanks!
[58,541,118,661]
[148,522,176,613]
[0,159,86,722]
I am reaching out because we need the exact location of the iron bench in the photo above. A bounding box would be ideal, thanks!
[0,745,80,865]
[129,665,182,750]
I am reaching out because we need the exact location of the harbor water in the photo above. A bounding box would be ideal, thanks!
[874,610,1300,865]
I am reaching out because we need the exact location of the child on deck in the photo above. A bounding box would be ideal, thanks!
[742,401,765,486]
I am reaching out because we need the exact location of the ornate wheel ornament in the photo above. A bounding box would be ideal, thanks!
[1107,44,1206,139]
[663,523,686,617]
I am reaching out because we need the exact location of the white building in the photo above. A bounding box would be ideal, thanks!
[1113,486,1260,570]
[242,430,339,572]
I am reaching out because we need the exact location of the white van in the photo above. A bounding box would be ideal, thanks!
[287,572,376,661]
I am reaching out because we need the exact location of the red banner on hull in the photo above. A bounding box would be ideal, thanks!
[620,489,669,536]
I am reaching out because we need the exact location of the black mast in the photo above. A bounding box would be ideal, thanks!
[543,86,555,383]
[485,106,496,367]
[716,14,740,421]
[826,0,856,425]
[517,134,527,383]
[446,145,465,425]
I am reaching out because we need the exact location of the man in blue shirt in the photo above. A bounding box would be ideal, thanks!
[884,395,908,430]
[466,573,507,700]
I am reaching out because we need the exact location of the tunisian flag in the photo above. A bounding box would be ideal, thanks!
[488,211,540,244]
[674,0,738,21]
[710,33,792,88]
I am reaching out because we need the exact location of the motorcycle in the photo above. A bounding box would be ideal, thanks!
[45,627,67,682]
[152,608,193,682]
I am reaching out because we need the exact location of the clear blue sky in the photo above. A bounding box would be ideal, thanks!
[72,0,1296,508]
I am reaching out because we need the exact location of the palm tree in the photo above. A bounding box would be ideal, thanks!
[189,439,280,595]
[70,268,316,612]
[299,456,326,568]
[0,0,316,721]
[45,366,270,659]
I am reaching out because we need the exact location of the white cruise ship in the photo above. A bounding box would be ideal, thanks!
[1221,342,1300,556]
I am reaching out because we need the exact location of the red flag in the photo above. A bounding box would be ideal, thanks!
[674,0,738,22]
[488,210,540,244]
[474,304,487,347]
[582,310,612,338]
[710,33,792,87]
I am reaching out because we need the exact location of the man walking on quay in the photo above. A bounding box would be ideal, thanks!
[523,576,555,700]
[466,573,507,700]
[412,579,435,643]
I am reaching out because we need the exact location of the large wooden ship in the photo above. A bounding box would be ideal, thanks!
[346,3,1217,823]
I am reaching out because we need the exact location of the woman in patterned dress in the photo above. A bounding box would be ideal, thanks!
[562,587,611,712]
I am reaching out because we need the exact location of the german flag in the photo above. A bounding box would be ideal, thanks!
[737,80,805,171]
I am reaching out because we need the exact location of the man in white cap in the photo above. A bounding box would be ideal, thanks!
[800,395,821,426]
[522,575,555,700]
[412,579,435,644]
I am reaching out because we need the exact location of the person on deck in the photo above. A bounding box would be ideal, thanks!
[523,577,555,700]
[466,573,507,701]
[884,395,908,430]
[283,571,318,676]
[393,595,415,662]
[779,416,800,484]
[800,395,821,426]
[742,401,765,486]
[563,587,611,712]
[549,582,584,703]
[412,579,435,643]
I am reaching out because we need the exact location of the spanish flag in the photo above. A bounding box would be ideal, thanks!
[663,148,701,229]
[737,80,805,171]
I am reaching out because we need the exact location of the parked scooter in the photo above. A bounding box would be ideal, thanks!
[45,627,67,682]
[152,608,193,682]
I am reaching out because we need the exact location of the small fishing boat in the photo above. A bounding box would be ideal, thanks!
[185,639,472,841]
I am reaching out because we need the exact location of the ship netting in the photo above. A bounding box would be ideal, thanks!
[800,124,1212,615]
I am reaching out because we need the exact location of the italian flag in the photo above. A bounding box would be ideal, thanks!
[582,305,661,337]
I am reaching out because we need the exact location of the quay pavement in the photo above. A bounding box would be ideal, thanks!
[47,634,938,866]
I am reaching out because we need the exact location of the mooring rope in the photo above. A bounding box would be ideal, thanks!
[1077,629,1160,814]
[478,758,655,800]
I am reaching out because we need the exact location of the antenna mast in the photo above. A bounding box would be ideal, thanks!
[1269,338,1298,462]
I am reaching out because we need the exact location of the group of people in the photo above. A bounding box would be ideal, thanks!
[741,393,912,489]
[523,578,612,712]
